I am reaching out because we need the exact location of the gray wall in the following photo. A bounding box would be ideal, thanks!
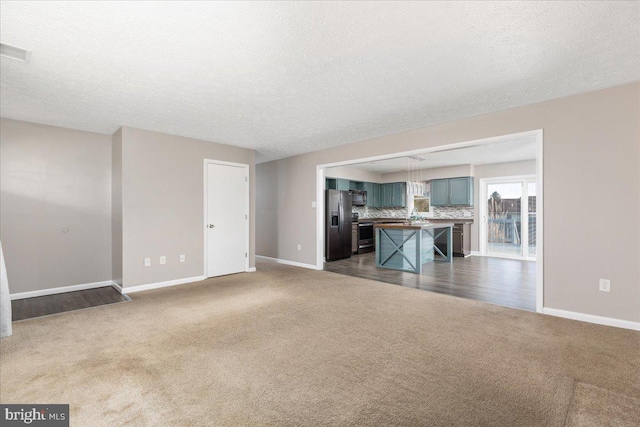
[325,166,382,183]
[119,127,255,287]
[111,128,123,286]
[0,118,112,293]
[381,164,473,183]
[256,160,278,259]
[256,82,640,323]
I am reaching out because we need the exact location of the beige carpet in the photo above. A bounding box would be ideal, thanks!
[1,259,639,426]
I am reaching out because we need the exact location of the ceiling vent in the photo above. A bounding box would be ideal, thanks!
[0,43,31,62]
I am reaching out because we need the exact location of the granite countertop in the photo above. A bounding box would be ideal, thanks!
[374,222,455,230]
[424,218,474,224]
[358,218,408,223]
[359,217,473,224]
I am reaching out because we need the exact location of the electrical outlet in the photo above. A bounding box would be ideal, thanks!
[180,254,185,263]
[297,244,302,251]
[160,256,166,265]
[144,257,151,267]
[599,279,611,292]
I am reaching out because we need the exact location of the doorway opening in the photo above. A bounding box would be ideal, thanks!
[480,177,537,260]
[316,130,543,312]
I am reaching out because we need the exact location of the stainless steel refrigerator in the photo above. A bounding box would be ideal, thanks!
[325,189,352,261]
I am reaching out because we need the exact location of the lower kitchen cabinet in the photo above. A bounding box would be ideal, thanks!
[434,222,471,256]
[352,223,358,254]
[453,223,471,256]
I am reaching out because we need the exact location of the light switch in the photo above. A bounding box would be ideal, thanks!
[144,258,151,267]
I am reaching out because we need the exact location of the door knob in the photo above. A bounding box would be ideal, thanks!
[208,224,215,228]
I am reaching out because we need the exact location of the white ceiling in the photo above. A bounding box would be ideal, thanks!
[1,2,639,163]
[341,136,537,174]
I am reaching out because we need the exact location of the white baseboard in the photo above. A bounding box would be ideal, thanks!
[110,281,124,294]
[256,255,322,271]
[10,280,115,300]
[246,267,256,273]
[123,275,206,294]
[543,307,640,331]
[469,251,481,256]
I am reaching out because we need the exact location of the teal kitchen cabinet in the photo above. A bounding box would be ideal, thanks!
[449,177,474,206]
[391,182,406,207]
[327,179,407,207]
[336,179,350,191]
[378,182,406,207]
[430,179,450,206]
[363,182,379,207]
[430,177,473,206]
[326,178,350,191]
[349,181,364,191]
[380,184,393,207]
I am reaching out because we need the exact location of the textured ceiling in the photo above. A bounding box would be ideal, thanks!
[1,1,639,163]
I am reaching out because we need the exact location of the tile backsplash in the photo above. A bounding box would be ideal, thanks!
[427,206,474,219]
[353,204,473,219]
[353,206,408,218]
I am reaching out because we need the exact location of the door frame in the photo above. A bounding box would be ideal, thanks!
[316,129,543,313]
[479,175,537,261]
[203,159,250,278]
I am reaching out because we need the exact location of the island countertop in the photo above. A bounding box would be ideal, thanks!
[374,222,454,230]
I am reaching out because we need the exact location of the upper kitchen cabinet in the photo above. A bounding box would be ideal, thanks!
[326,178,350,191]
[326,179,407,208]
[380,184,393,207]
[449,177,473,205]
[430,177,474,206]
[363,182,379,207]
[378,182,406,207]
[430,179,450,206]
[349,181,364,191]
[391,182,406,207]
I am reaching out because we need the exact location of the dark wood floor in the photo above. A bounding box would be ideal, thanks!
[324,253,536,311]
[11,286,130,321]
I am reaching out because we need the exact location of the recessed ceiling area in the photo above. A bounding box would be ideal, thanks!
[1,2,639,162]
[335,136,537,175]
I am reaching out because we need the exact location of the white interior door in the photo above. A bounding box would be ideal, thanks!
[206,162,248,277]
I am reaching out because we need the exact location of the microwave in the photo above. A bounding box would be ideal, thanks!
[351,190,367,206]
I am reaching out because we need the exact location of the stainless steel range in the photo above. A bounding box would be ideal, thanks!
[357,221,375,254]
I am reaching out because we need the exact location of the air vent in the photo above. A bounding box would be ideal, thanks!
[0,43,31,62]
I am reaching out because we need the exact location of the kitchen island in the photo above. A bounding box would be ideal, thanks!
[375,223,454,273]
